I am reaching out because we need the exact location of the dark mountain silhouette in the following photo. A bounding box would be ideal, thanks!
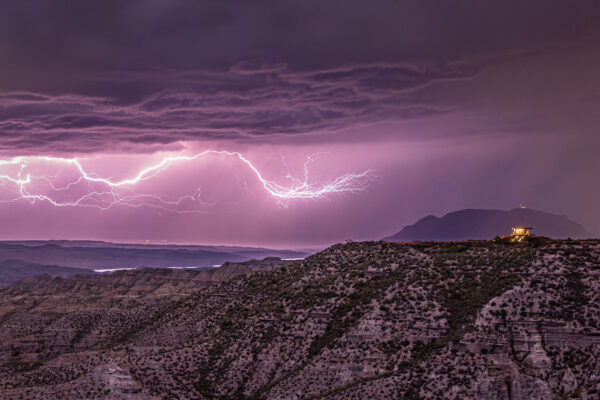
[383,208,595,242]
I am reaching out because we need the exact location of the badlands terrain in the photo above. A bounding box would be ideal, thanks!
[0,239,599,399]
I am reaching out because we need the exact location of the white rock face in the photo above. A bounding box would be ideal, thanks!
[523,336,551,371]
[511,376,554,400]
[92,365,147,398]
[561,368,578,394]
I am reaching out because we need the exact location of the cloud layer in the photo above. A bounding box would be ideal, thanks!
[0,60,480,154]
[0,1,598,155]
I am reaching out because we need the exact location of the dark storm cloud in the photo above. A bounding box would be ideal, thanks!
[0,0,599,154]
[0,61,476,154]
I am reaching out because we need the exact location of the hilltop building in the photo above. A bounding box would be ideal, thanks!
[510,226,533,242]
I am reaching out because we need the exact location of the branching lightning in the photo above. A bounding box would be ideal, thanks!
[0,151,373,212]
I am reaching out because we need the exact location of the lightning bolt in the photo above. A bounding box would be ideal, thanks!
[0,151,373,212]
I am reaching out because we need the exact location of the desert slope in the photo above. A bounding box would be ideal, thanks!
[0,240,599,399]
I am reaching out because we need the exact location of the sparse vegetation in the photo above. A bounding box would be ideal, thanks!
[0,240,599,399]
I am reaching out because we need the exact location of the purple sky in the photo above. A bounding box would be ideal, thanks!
[0,1,598,247]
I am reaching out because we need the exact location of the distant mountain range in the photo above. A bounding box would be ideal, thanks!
[383,208,595,242]
[0,241,310,286]
[0,240,308,270]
